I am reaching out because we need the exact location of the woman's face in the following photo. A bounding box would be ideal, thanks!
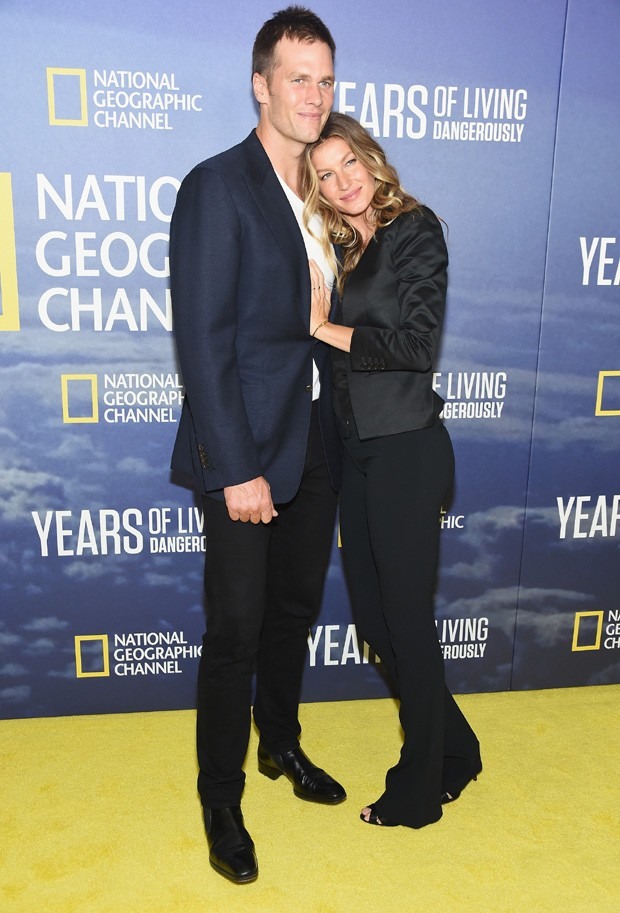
[310,136,375,226]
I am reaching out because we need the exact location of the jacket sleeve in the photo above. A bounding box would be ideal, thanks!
[349,208,448,373]
[170,165,262,489]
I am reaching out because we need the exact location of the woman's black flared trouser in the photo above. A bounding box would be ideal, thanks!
[339,418,480,828]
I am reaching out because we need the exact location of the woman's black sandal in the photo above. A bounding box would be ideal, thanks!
[360,803,398,826]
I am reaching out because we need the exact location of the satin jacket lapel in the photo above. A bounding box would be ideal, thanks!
[342,230,382,323]
[242,131,310,326]
[331,245,343,322]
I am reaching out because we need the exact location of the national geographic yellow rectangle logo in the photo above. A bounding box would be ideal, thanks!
[75,635,110,677]
[595,371,620,416]
[571,611,604,652]
[0,173,20,331]
[61,374,99,423]
[47,68,88,126]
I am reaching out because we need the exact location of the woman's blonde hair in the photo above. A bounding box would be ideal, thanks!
[301,112,421,293]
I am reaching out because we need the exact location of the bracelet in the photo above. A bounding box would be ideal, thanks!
[311,319,329,337]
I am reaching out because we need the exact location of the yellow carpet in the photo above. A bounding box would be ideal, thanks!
[1,686,618,913]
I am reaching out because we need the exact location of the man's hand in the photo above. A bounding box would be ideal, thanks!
[223,476,278,524]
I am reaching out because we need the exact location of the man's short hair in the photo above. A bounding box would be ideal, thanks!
[252,5,336,79]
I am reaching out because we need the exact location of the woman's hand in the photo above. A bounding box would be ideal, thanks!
[309,259,330,336]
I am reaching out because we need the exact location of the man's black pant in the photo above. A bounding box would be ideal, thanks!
[197,405,338,808]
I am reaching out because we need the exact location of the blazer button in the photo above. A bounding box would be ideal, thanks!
[305,384,312,392]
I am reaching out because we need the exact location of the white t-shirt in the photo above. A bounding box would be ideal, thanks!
[276,173,335,401]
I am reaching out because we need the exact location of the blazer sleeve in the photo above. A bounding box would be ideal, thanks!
[349,208,448,373]
[170,165,262,488]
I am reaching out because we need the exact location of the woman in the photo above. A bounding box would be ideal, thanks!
[302,113,481,829]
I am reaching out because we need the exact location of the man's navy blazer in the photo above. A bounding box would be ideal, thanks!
[169,130,341,502]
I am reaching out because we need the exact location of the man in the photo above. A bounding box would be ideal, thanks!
[169,7,344,885]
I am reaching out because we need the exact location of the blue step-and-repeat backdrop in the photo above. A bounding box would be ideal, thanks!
[1,0,618,719]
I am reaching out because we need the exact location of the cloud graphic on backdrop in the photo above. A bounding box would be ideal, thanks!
[0,663,28,677]
[0,685,31,704]
[22,616,70,632]
[0,468,67,523]
[443,505,527,581]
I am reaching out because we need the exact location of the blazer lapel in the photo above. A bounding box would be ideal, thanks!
[242,131,310,325]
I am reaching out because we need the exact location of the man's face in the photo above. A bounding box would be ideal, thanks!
[254,36,335,148]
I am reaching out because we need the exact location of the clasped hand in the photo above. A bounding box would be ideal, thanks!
[224,476,278,524]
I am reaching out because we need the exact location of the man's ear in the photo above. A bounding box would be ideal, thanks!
[252,72,268,104]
